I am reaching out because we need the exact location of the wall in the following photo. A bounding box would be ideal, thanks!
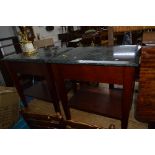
[32,26,62,47]
[32,26,80,47]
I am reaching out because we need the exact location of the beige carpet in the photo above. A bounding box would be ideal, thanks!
[24,83,148,129]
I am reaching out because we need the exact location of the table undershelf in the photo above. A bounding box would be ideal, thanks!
[24,80,75,102]
[24,81,53,102]
[69,86,123,120]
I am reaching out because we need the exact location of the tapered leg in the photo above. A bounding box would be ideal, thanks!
[52,64,71,120]
[121,68,135,129]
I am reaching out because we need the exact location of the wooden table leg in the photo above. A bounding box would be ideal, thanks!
[52,64,71,120]
[121,67,135,129]
[57,79,71,119]
[45,67,61,113]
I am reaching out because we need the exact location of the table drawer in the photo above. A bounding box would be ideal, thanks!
[57,64,124,84]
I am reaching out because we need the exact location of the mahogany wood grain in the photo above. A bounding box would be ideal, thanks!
[56,64,124,84]
[136,47,155,122]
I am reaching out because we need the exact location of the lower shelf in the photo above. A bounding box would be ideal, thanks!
[24,81,53,102]
[69,87,123,120]
[23,80,76,102]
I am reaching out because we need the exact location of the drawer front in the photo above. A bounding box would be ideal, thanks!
[7,61,48,76]
[57,64,125,84]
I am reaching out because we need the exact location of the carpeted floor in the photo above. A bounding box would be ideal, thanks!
[24,83,148,129]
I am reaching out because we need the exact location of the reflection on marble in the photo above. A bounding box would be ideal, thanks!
[113,45,141,60]
[77,60,130,65]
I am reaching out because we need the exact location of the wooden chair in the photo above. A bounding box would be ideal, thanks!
[0,36,23,86]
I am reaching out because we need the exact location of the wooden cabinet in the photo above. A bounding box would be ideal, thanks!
[136,47,155,122]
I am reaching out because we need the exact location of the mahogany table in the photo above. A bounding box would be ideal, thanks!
[50,45,141,128]
[3,46,141,128]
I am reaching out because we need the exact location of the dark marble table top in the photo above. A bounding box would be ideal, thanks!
[3,47,73,63]
[3,45,141,67]
[50,45,141,67]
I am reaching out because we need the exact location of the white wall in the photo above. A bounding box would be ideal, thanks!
[33,26,62,47]
[32,26,80,47]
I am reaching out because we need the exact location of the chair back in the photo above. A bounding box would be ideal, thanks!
[0,36,22,86]
[0,36,22,59]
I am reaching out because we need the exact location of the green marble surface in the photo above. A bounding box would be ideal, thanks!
[50,45,141,67]
[3,47,73,63]
[3,45,141,67]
